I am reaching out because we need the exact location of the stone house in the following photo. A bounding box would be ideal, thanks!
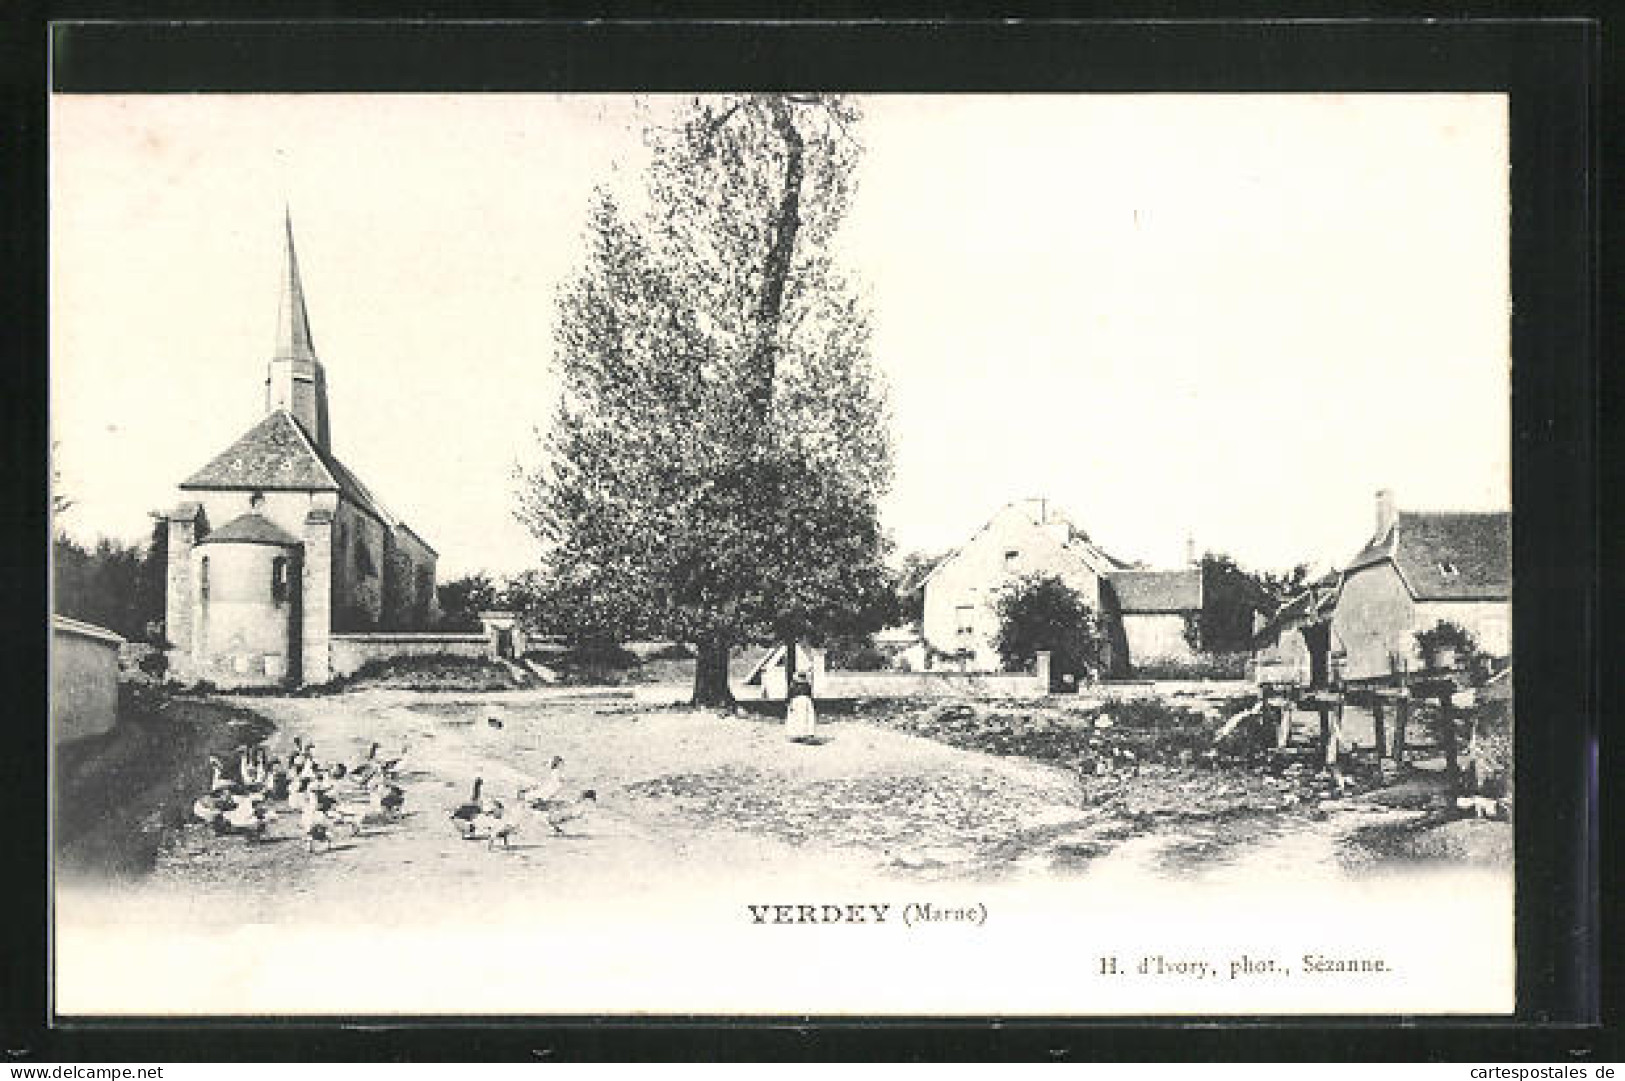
[162,217,440,688]
[919,499,1202,675]
[1331,490,1511,682]
[1103,567,1204,672]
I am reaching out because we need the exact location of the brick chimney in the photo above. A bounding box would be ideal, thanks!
[1374,489,1398,539]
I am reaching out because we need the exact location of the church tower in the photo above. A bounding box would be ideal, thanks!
[264,212,332,451]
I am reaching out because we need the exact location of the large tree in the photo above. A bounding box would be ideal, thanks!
[518,95,894,706]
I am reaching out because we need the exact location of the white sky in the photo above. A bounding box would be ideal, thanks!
[50,93,1509,579]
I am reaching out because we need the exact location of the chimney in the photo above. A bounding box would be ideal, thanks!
[1374,489,1397,539]
[1185,535,1197,565]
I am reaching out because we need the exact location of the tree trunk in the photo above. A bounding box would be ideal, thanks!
[745,96,806,425]
[692,636,735,709]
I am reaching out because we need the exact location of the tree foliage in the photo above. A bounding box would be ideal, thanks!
[1187,552,1306,653]
[993,573,1105,686]
[517,95,893,705]
[53,520,166,643]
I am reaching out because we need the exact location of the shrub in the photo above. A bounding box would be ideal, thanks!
[994,573,1105,688]
[1414,620,1479,666]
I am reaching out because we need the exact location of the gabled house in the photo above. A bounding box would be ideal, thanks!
[919,499,1202,675]
[1331,489,1511,682]
[920,500,1124,671]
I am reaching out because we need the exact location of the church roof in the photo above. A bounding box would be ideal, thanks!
[180,409,392,526]
[197,512,302,548]
[275,210,317,363]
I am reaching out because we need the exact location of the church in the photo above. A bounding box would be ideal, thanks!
[162,217,440,688]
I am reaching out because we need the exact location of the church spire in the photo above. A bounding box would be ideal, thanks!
[274,208,317,362]
[265,210,331,450]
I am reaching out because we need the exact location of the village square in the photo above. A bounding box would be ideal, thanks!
[48,93,1515,1014]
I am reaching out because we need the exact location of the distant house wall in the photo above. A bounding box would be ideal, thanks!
[52,617,124,743]
[1333,562,1418,681]
[328,632,491,678]
[922,506,1101,671]
[1335,561,1512,681]
[1120,612,1199,666]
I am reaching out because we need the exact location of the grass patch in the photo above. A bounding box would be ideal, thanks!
[324,654,521,693]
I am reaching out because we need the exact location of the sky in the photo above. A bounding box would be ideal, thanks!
[50,93,1509,580]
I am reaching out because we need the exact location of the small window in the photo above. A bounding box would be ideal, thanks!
[956,605,976,636]
[199,556,210,599]
[271,556,289,604]
[1004,549,1020,571]
[1438,560,1460,577]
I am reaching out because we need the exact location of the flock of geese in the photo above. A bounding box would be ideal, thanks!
[190,724,597,855]
[191,738,410,853]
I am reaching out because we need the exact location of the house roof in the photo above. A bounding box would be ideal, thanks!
[180,410,399,530]
[1345,510,1510,601]
[53,614,126,646]
[1108,568,1202,613]
[197,512,302,548]
[917,500,1131,592]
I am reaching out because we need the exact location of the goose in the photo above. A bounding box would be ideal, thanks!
[265,758,291,802]
[450,778,492,837]
[193,791,234,829]
[301,798,334,854]
[378,745,410,780]
[539,789,597,835]
[517,757,566,806]
[349,742,382,782]
[470,809,517,850]
[223,793,272,840]
[369,779,406,818]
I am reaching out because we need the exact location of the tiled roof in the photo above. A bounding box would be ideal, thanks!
[181,410,394,527]
[1108,568,1202,613]
[182,411,338,493]
[197,512,302,548]
[1346,511,1510,601]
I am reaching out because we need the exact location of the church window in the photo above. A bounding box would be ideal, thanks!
[271,556,289,604]
[355,536,377,578]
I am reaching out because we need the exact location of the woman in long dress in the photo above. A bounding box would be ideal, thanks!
[785,669,817,743]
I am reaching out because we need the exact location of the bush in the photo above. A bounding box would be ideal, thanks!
[1415,620,1479,666]
[994,573,1105,688]
[136,651,169,680]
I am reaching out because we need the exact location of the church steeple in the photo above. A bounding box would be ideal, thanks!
[265,211,331,451]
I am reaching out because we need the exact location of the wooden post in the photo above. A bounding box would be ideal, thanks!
[1372,697,1388,775]
[1275,695,1294,750]
[1393,695,1409,771]
[1438,690,1460,794]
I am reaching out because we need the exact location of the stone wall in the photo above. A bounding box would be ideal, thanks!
[748,652,1051,700]
[328,633,492,678]
[52,616,124,743]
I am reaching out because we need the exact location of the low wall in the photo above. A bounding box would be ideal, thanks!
[328,632,492,678]
[817,670,1049,700]
[52,616,125,743]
